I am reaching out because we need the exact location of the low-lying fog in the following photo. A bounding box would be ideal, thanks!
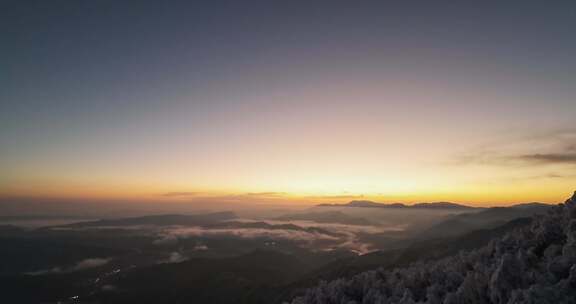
[3,202,478,257]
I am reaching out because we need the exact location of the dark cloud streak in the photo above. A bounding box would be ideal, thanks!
[456,128,576,167]
[518,153,576,165]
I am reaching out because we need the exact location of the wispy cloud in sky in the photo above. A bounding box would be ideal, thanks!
[456,128,576,168]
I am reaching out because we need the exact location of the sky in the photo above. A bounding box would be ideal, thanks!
[1,0,576,206]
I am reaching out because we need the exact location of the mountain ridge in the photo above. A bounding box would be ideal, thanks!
[317,200,553,210]
[318,200,477,209]
[63,211,237,227]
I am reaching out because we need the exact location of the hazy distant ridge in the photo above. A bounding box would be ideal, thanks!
[317,200,476,209]
[65,211,237,227]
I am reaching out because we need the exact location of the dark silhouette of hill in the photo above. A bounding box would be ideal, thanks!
[206,220,340,237]
[0,224,25,235]
[65,211,237,227]
[416,203,552,239]
[87,250,327,304]
[275,211,373,226]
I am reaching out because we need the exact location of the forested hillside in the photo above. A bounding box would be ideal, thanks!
[291,192,576,304]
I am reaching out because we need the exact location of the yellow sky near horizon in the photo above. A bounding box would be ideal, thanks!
[2,175,574,207]
[2,126,575,206]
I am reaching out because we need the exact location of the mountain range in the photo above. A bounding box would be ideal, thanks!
[317,200,477,209]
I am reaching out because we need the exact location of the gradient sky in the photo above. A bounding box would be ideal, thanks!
[2,0,576,205]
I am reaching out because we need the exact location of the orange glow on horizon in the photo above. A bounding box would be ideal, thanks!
[1,183,572,207]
